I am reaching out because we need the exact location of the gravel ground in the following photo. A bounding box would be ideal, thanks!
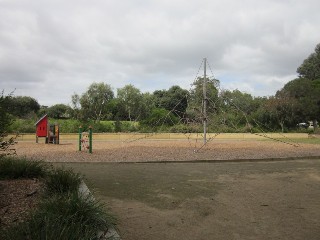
[0,179,43,232]
[15,139,320,162]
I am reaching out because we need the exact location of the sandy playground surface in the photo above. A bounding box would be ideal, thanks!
[15,133,320,162]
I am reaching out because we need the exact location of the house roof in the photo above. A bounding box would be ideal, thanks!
[35,114,48,126]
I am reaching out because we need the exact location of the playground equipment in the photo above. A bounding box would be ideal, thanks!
[79,126,92,153]
[35,114,60,144]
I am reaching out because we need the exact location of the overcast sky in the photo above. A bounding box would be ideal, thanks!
[1,0,320,106]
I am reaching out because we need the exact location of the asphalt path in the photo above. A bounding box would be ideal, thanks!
[59,159,320,240]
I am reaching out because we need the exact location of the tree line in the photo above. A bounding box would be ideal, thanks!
[2,43,320,133]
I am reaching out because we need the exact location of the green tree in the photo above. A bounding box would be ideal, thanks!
[220,90,258,115]
[0,91,13,134]
[72,82,114,122]
[153,86,189,118]
[276,78,320,129]
[0,91,17,156]
[217,90,259,129]
[263,95,296,132]
[117,84,144,121]
[297,43,320,80]
[189,77,220,113]
[8,96,40,118]
[141,108,179,127]
[47,104,72,119]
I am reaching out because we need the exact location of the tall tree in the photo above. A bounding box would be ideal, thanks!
[220,90,258,115]
[276,78,320,129]
[263,95,296,132]
[0,91,17,155]
[219,90,260,128]
[117,84,144,121]
[73,82,114,122]
[189,77,220,114]
[47,104,72,119]
[297,43,320,80]
[153,86,189,118]
[8,96,40,118]
[0,91,14,134]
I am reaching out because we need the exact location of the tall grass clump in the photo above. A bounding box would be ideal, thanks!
[2,193,116,240]
[45,168,82,195]
[0,156,47,179]
[0,159,117,240]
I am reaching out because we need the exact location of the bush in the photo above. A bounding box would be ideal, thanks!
[91,121,114,133]
[2,193,116,240]
[56,119,82,133]
[0,156,47,179]
[120,121,139,132]
[141,108,179,127]
[0,158,117,240]
[8,119,35,133]
[45,168,82,196]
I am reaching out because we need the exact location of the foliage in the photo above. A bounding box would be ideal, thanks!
[0,156,47,179]
[0,158,116,240]
[7,96,40,118]
[47,104,72,119]
[276,78,320,127]
[0,92,18,156]
[72,82,114,122]
[297,43,320,80]
[45,168,82,196]
[9,118,36,133]
[141,108,179,127]
[220,89,260,115]
[0,91,14,134]
[0,157,116,240]
[188,77,220,113]
[2,193,116,240]
[153,85,189,118]
[117,84,146,121]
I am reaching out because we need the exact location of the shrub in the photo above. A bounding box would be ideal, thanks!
[2,193,116,240]
[8,119,35,133]
[0,158,117,240]
[141,108,179,127]
[0,156,47,179]
[45,168,82,195]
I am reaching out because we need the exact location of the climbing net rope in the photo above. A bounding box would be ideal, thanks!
[122,58,300,151]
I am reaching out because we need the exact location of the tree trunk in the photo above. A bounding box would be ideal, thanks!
[280,122,284,133]
[313,119,317,132]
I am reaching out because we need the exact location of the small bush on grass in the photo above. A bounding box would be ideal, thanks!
[45,168,82,195]
[0,156,47,179]
[2,193,116,240]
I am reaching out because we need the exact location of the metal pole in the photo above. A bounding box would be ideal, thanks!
[203,58,207,144]
[89,126,92,154]
[79,126,82,151]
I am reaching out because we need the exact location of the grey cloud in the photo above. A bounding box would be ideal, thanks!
[1,0,320,106]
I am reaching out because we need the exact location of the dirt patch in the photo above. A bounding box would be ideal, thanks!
[0,179,43,231]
